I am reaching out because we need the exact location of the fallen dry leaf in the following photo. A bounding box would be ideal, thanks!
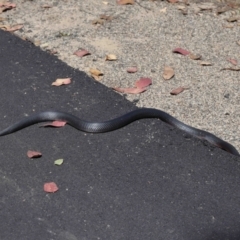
[168,0,178,3]
[113,87,147,94]
[0,24,23,32]
[173,48,190,56]
[222,24,234,28]
[92,19,105,25]
[54,159,64,165]
[163,66,175,80]
[41,5,52,8]
[113,77,151,94]
[0,2,16,13]
[221,67,240,71]
[189,53,202,60]
[127,66,138,73]
[170,87,189,95]
[199,61,212,66]
[52,78,71,86]
[226,16,240,22]
[42,121,67,128]
[227,58,237,66]
[198,3,215,10]
[105,54,117,61]
[216,6,231,15]
[116,0,134,5]
[89,68,103,81]
[100,14,113,21]
[135,77,152,88]
[74,49,90,57]
[44,182,59,193]
[27,150,42,158]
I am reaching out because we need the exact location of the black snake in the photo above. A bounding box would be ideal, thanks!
[0,109,238,156]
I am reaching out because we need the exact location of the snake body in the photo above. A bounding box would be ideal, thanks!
[0,108,239,156]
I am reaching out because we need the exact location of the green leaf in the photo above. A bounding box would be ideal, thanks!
[54,159,64,165]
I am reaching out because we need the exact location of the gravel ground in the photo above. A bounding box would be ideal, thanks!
[1,0,240,152]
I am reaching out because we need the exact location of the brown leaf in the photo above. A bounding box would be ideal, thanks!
[42,121,67,128]
[226,16,240,22]
[41,5,52,8]
[92,19,105,25]
[216,6,231,15]
[113,87,147,94]
[163,66,175,80]
[74,49,90,57]
[135,78,152,88]
[105,54,117,61]
[227,58,237,66]
[89,68,103,81]
[189,53,202,60]
[116,0,134,5]
[170,87,189,95]
[44,182,59,193]
[100,14,113,21]
[127,66,138,73]
[172,48,190,56]
[198,3,215,10]
[52,78,71,86]
[27,150,42,158]
[221,67,240,71]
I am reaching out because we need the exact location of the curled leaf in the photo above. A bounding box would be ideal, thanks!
[163,66,174,80]
[27,150,42,158]
[170,87,189,95]
[44,182,59,193]
[172,48,190,56]
[52,78,71,86]
[73,49,90,57]
[89,68,103,81]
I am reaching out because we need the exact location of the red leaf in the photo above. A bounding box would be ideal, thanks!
[170,87,189,95]
[73,49,90,57]
[227,58,237,66]
[27,150,42,158]
[173,48,190,56]
[44,182,59,193]
[135,78,152,88]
